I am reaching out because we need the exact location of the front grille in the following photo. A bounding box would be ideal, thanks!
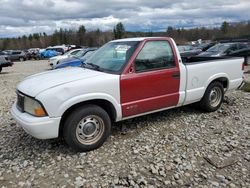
[16,92,24,112]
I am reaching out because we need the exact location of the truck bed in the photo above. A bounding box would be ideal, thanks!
[182,56,240,64]
[180,57,244,105]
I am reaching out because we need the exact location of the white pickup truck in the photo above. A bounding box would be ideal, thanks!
[11,37,245,151]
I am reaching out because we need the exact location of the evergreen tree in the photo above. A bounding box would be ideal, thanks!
[113,22,125,39]
[221,21,229,34]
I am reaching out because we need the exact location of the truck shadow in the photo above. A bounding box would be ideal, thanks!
[112,104,202,136]
[0,72,10,75]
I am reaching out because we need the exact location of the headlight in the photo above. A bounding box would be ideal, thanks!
[24,96,47,117]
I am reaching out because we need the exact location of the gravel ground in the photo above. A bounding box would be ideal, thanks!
[0,60,249,188]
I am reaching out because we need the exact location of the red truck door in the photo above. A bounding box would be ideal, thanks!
[120,39,180,118]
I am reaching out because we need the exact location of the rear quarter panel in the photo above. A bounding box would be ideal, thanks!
[183,57,244,105]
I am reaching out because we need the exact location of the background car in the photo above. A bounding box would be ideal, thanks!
[49,48,85,67]
[178,45,202,61]
[4,50,27,61]
[196,42,217,51]
[227,47,250,65]
[0,51,13,72]
[26,48,40,60]
[53,48,98,69]
[40,48,60,58]
[40,46,68,58]
[197,42,248,57]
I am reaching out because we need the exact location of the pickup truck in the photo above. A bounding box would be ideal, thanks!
[11,37,244,151]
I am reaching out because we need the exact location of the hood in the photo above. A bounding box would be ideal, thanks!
[60,57,79,64]
[17,67,103,97]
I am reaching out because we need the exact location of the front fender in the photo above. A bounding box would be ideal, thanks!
[57,93,122,121]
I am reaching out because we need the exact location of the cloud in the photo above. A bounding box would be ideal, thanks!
[0,0,249,37]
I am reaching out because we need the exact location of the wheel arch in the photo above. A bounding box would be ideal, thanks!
[58,99,117,137]
[205,74,229,91]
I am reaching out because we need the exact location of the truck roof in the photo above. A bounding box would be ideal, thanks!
[111,37,169,43]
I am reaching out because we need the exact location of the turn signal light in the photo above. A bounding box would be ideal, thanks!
[34,107,46,117]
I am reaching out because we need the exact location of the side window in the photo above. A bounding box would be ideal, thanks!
[238,43,246,50]
[135,41,175,72]
[230,44,237,51]
[71,50,80,55]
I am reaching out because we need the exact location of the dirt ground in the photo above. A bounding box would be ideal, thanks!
[0,60,249,187]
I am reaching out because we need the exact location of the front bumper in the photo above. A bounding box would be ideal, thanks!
[48,59,57,67]
[1,61,13,67]
[11,102,61,139]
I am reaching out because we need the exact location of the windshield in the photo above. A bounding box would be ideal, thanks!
[84,41,139,74]
[80,50,95,61]
[207,44,230,53]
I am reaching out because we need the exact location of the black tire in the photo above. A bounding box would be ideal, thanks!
[0,67,2,73]
[63,104,111,152]
[199,81,224,112]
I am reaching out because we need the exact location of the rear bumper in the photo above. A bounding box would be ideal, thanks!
[11,103,61,139]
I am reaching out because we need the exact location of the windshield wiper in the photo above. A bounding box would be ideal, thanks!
[82,62,101,71]
[87,63,100,69]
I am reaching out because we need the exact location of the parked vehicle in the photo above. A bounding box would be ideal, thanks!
[11,37,244,151]
[197,43,248,57]
[197,42,217,51]
[49,49,85,68]
[26,48,40,60]
[40,47,65,58]
[53,48,98,69]
[0,52,13,72]
[227,47,250,65]
[40,49,59,59]
[178,45,202,62]
[178,45,197,52]
[4,50,27,61]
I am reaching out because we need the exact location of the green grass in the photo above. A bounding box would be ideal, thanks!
[242,82,250,92]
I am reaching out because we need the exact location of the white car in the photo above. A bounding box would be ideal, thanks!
[48,49,84,67]
[11,37,244,152]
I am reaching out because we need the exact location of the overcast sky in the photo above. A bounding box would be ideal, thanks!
[0,0,249,37]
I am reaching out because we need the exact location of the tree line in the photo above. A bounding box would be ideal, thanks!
[0,21,249,50]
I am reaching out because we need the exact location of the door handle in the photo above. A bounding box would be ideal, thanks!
[172,72,180,78]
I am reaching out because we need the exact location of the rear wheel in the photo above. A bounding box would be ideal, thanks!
[200,81,224,112]
[0,67,2,73]
[63,104,111,152]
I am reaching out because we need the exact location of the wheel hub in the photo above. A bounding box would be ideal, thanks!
[82,122,96,135]
[76,115,104,145]
[209,87,222,107]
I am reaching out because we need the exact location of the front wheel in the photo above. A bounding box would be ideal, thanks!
[0,67,2,73]
[63,104,111,152]
[199,82,224,112]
